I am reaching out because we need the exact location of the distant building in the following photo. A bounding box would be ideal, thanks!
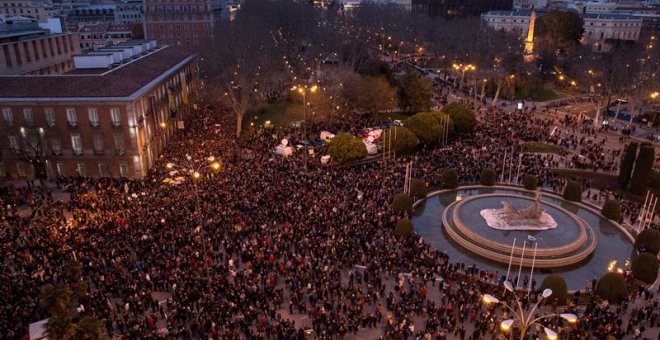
[68,4,116,23]
[413,0,513,17]
[76,22,141,50]
[0,0,48,23]
[143,0,225,50]
[513,0,548,10]
[0,43,198,179]
[115,0,143,24]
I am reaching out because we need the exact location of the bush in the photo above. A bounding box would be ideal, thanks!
[562,181,582,202]
[630,145,655,194]
[429,111,454,133]
[400,71,433,112]
[442,102,476,134]
[410,179,428,200]
[383,126,419,155]
[394,218,414,237]
[392,193,413,215]
[404,112,444,144]
[327,133,367,165]
[523,175,538,190]
[618,142,638,189]
[595,272,627,304]
[634,228,660,255]
[539,275,568,305]
[601,200,622,222]
[631,252,659,284]
[441,169,459,189]
[479,168,497,186]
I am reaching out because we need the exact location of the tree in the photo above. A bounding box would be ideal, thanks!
[601,200,622,222]
[479,168,497,186]
[11,127,50,184]
[404,112,444,144]
[630,144,655,194]
[618,142,638,189]
[429,111,454,133]
[382,126,419,155]
[441,103,476,134]
[394,218,414,237]
[523,175,538,190]
[73,317,105,340]
[410,179,428,200]
[595,272,627,304]
[45,316,77,340]
[540,275,568,305]
[442,169,459,189]
[634,228,660,255]
[392,192,413,215]
[631,252,659,284]
[327,133,367,165]
[39,284,72,317]
[400,70,433,112]
[342,75,399,114]
[562,181,582,202]
[536,10,584,52]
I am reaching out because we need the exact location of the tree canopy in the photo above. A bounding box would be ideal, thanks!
[536,10,585,51]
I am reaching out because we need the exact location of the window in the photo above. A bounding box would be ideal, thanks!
[51,138,62,155]
[76,163,86,177]
[119,163,129,177]
[93,134,104,154]
[8,135,20,153]
[88,108,99,127]
[23,108,34,126]
[2,108,13,126]
[16,162,28,178]
[110,108,121,126]
[66,108,78,127]
[56,163,66,177]
[44,108,55,127]
[70,134,82,155]
[98,163,109,177]
[113,133,125,155]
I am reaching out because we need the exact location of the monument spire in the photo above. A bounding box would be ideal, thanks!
[524,7,536,62]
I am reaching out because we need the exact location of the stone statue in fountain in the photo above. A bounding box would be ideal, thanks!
[480,191,558,231]
[501,191,543,221]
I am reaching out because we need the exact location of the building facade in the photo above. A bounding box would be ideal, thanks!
[143,0,224,50]
[0,44,198,180]
[115,0,143,24]
[1,1,48,23]
[413,0,513,17]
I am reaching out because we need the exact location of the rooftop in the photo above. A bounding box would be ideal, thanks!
[484,9,641,20]
[0,46,195,100]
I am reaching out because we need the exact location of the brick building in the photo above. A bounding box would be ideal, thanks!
[0,43,198,179]
[143,0,224,50]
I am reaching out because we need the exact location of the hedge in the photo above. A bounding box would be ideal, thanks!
[539,275,568,305]
[441,169,459,189]
[383,126,419,155]
[404,112,445,144]
[631,252,659,284]
[634,228,660,256]
[410,179,428,200]
[617,142,638,189]
[562,181,582,202]
[392,193,413,215]
[441,103,476,134]
[523,175,538,190]
[630,145,655,194]
[479,168,497,186]
[595,272,627,304]
[327,133,367,165]
[394,218,414,237]
[601,200,622,222]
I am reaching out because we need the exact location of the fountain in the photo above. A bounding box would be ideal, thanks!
[480,191,558,231]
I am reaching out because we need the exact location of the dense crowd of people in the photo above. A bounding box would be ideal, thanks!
[0,96,658,340]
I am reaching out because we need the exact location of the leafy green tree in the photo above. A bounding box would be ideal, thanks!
[382,126,419,155]
[634,228,660,255]
[618,142,638,189]
[631,252,659,284]
[400,70,433,112]
[601,200,622,222]
[479,168,497,186]
[394,218,414,237]
[523,175,538,190]
[342,75,399,113]
[45,316,77,340]
[441,103,476,134]
[392,193,413,215]
[429,111,454,133]
[404,112,444,144]
[442,169,459,189]
[327,133,367,165]
[39,284,72,317]
[536,10,585,51]
[595,272,627,304]
[562,181,582,202]
[73,317,105,340]
[630,144,655,194]
[410,179,428,200]
[540,275,568,305]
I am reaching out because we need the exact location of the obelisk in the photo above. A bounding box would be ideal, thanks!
[524,8,536,62]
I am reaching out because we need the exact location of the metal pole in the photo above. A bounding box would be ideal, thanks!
[528,242,538,296]
[505,238,517,293]
[404,162,409,194]
[508,147,514,183]
[501,149,508,183]
[303,91,308,174]
[639,191,650,231]
[408,161,413,194]
[515,153,523,185]
[645,196,657,230]
[394,127,397,159]
[516,241,527,290]
[388,128,392,162]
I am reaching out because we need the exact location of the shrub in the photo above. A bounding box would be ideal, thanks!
[539,275,568,305]
[441,169,459,189]
[442,102,476,134]
[404,112,444,144]
[630,145,655,194]
[601,200,622,222]
[392,193,413,215]
[400,71,433,112]
[479,168,497,186]
[410,179,428,200]
[631,252,659,284]
[523,175,538,190]
[394,218,414,237]
[429,111,454,133]
[634,228,660,255]
[327,133,367,165]
[595,272,627,304]
[618,142,638,189]
[562,181,582,202]
[383,126,419,155]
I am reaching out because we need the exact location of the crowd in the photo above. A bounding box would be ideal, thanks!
[0,96,658,340]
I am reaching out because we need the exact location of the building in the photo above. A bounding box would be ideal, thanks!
[482,9,644,51]
[513,0,547,10]
[115,0,143,24]
[412,0,513,17]
[1,16,81,75]
[0,43,198,179]
[143,0,224,50]
[0,0,48,23]
[68,4,116,23]
[76,22,141,50]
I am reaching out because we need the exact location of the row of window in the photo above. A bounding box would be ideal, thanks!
[13,161,131,178]
[2,107,122,128]
[147,4,209,12]
[9,133,126,156]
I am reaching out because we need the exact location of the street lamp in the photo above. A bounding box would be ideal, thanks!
[457,64,476,91]
[291,84,318,174]
[482,281,577,340]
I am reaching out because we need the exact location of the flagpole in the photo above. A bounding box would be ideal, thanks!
[528,241,538,296]
[645,197,657,230]
[639,191,650,232]
[501,149,508,183]
[516,241,527,290]
[505,237,516,294]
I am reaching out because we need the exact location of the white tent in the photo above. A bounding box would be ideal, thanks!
[320,131,335,142]
[275,145,294,157]
[29,319,48,340]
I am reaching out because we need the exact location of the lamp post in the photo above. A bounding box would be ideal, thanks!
[291,85,318,174]
[165,155,221,290]
[482,281,577,340]
[453,64,476,91]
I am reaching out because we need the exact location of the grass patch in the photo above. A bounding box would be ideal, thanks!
[373,111,412,123]
[244,100,303,129]
[522,142,565,154]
